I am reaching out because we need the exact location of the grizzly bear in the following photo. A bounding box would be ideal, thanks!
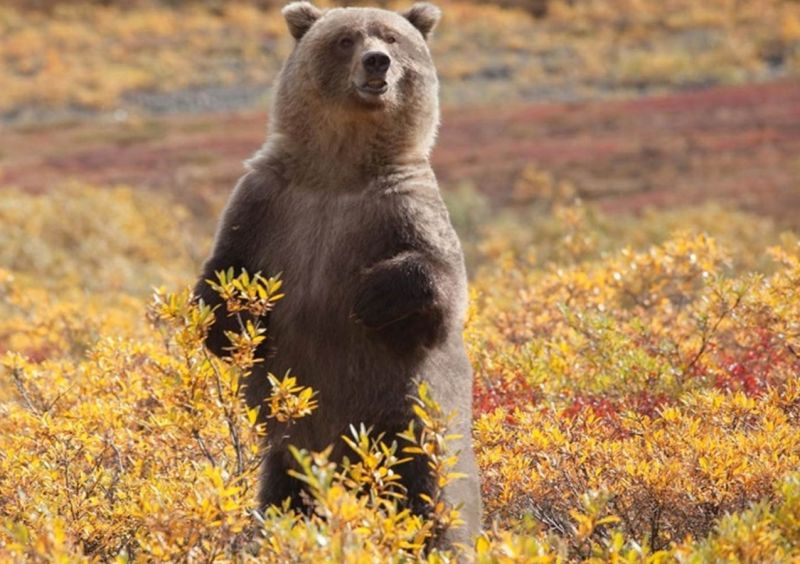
[194,1,481,549]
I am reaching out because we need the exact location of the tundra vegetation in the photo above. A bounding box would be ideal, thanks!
[2,0,800,561]
[1,183,799,561]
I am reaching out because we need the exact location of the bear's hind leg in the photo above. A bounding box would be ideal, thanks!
[401,440,481,555]
[439,443,482,553]
[258,449,305,513]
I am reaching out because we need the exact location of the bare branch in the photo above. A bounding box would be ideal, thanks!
[193,429,217,467]
[11,366,40,414]
[203,349,244,476]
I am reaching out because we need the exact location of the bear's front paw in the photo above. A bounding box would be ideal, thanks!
[351,282,416,330]
[352,258,437,329]
[352,277,447,351]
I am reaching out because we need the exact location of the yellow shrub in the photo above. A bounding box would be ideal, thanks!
[1,182,800,560]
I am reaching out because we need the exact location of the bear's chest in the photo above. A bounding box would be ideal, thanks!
[263,188,404,310]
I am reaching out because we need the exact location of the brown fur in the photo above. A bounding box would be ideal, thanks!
[194,2,481,550]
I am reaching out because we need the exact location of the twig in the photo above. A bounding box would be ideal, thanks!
[106,436,124,505]
[193,429,217,467]
[11,366,40,414]
[203,349,244,476]
[43,382,76,413]
[649,503,662,552]
[235,311,248,335]
[684,290,745,375]
[58,440,79,522]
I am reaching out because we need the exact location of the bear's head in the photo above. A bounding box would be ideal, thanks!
[270,2,442,165]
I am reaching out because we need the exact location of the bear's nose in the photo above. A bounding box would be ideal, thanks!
[362,51,391,75]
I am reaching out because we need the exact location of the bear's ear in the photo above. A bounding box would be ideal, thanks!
[403,2,441,40]
[282,1,322,40]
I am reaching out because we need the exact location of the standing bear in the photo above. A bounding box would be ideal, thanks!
[194,1,481,549]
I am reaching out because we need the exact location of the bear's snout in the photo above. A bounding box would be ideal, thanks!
[362,51,391,75]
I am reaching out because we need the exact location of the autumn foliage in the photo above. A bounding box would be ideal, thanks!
[2,0,800,557]
[0,182,798,561]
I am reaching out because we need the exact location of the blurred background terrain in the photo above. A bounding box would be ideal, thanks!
[2,0,800,258]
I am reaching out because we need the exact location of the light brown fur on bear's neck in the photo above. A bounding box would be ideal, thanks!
[263,104,436,188]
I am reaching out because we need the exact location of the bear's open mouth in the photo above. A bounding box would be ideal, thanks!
[356,79,388,95]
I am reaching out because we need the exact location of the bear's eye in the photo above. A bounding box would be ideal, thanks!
[386,35,397,44]
[338,36,354,49]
